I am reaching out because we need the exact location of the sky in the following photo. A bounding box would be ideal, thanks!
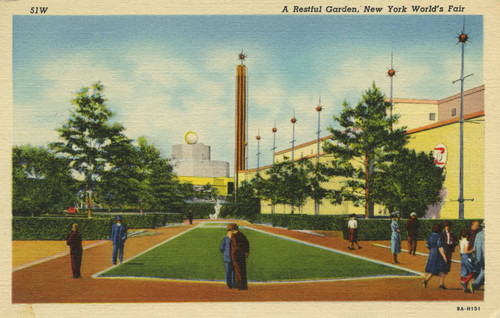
[13,15,483,175]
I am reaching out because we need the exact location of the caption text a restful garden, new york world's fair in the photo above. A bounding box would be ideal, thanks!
[281,5,466,13]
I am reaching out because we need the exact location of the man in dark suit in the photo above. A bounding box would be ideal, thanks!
[66,223,83,278]
[229,224,250,290]
[442,220,458,273]
[405,212,420,255]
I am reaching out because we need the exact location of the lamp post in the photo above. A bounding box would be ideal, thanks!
[271,124,277,164]
[315,99,322,215]
[387,50,396,131]
[452,20,473,219]
[290,115,297,163]
[256,131,261,170]
[290,114,297,215]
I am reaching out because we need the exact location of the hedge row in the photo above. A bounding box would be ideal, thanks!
[250,214,483,241]
[249,214,347,230]
[13,217,113,240]
[182,202,220,219]
[97,213,184,229]
[12,213,183,240]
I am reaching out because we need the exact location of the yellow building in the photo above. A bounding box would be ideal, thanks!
[392,99,439,130]
[406,111,484,219]
[177,176,234,196]
[238,85,485,219]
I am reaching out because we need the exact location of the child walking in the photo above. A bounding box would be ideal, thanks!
[458,230,476,293]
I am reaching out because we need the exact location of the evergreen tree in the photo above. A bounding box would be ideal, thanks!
[323,83,408,218]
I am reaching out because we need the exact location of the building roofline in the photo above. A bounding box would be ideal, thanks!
[437,84,485,104]
[267,85,485,160]
[270,111,485,157]
[275,135,332,156]
[239,164,273,173]
[389,85,484,105]
[391,98,439,105]
[406,111,484,134]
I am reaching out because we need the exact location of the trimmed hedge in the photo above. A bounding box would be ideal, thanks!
[96,213,183,229]
[250,214,346,230]
[183,202,219,219]
[12,213,183,240]
[250,214,483,241]
[13,217,113,240]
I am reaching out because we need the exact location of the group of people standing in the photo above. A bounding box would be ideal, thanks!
[66,215,128,278]
[422,220,485,293]
[387,213,484,293]
[220,223,250,290]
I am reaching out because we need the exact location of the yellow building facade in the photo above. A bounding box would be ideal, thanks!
[406,111,484,219]
[177,176,234,196]
[237,86,485,219]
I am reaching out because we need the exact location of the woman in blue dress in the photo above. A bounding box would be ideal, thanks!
[422,223,449,289]
[390,212,401,264]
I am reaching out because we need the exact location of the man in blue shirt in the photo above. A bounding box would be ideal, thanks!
[110,215,127,265]
[220,224,235,288]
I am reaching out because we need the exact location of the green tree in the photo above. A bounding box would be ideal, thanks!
[252,160,313,214]
[50,82,130,215]
[222,181,260,218]
[146,155,186,212]
[98,136,189,213]
[95,141,139,210]
[323,83,408,218]
[298,159,331,215]
[252,167,286,214]
[371,148,445,218]
[12,145,78,215]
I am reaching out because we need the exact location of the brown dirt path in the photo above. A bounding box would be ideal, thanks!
[12,220,483,303]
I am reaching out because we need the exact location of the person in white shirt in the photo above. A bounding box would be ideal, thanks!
[347,214,361,250]
[458,230,476,293]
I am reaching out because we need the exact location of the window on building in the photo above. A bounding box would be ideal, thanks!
[429,113,436,121]
[452,108,457,117]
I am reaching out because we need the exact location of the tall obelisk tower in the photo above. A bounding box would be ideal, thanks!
[235,51,247,190]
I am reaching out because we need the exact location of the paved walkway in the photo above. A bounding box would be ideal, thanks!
[12,220,483,303]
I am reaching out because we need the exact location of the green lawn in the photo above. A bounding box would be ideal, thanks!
[98,225,417,281]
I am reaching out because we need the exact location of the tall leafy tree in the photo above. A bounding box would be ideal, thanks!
[323,83,408,218]
[252,160,312,214]
[96,141,139,210]
[371,148,445,218]
[222,181,260,218]
[50,82,129,215]
[298,159,331,214]
[12,145,78,215]
[98,136,189,212]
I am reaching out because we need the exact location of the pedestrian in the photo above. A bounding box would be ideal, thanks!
[468,220,481,249]
[422,223,448,289]
[347,214,361,250]
[110,215,127,265]
[66,223,83,278]
[187,210,193,225]
[469,222,485,294]
[230,224,250,290]
[220,224,236,289]
[390,212,401,264]
[458,230,476,293]
[405,212,420,255]
[442,220,458,273]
